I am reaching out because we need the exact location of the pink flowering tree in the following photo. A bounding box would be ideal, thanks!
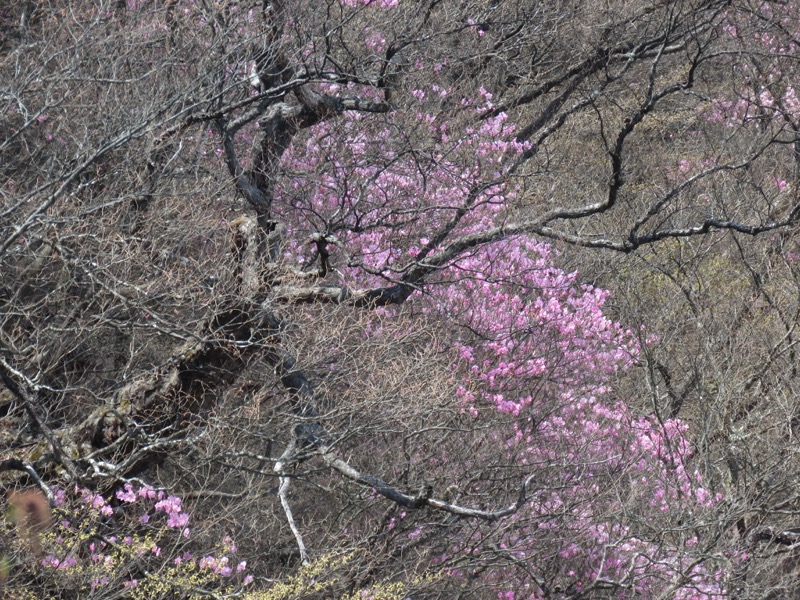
[257,80,726,596]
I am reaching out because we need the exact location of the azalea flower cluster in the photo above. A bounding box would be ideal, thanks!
[37,484,253,596]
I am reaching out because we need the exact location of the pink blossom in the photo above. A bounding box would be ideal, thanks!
[116,483,137,503]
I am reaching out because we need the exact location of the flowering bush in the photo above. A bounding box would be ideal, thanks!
[7,484,251,599]
[271,84,725,597]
